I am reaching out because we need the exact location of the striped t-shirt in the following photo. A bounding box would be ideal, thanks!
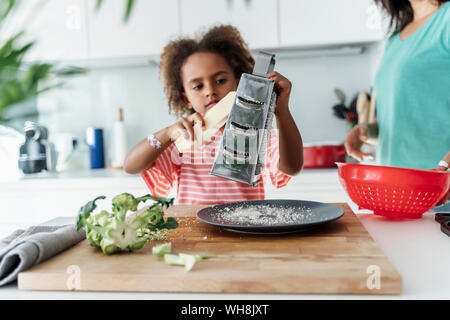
[141,127,291,204]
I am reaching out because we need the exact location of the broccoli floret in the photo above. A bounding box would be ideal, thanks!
[76,193,178,255]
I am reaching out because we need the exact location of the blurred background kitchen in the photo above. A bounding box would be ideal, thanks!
[0,0,387,182]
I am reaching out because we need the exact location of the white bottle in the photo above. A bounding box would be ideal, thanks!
[111,107,128,169]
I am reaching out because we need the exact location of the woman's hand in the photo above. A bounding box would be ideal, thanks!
[436,152,450,201]
[344,124,375,161]
[437,151,450,171]
[266,72,292,116]
[167,113,205,142]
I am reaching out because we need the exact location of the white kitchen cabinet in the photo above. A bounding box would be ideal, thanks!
[87,0,180,59]
[179,0,278,49]
[279,0,384,47]
[3,0,89,62]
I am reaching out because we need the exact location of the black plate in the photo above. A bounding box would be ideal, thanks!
[196,200,344,234]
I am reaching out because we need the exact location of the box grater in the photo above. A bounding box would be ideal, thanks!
[210,51,277,186]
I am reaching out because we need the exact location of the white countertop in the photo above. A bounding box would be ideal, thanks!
[1,168,449,300]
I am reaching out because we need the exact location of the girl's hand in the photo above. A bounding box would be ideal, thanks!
[266,72,292,116]
[167,113,205,142]
[344,124,375,162]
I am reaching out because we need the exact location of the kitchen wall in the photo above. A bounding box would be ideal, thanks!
[36,42,385,169]
[275,43,383,142]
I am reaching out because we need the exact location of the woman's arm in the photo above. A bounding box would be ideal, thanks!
[266,71,303,176]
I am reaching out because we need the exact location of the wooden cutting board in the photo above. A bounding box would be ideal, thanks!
[18,203,402,294]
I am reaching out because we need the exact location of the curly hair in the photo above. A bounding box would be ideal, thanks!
[159,25,255,118]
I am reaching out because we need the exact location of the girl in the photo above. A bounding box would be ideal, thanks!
[124,25,303,204]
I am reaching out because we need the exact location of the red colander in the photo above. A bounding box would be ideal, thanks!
[337,162,450,219]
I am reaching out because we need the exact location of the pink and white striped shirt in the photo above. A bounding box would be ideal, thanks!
[141,127,291,205]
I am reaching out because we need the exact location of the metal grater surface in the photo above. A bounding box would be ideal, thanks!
[210,52,277,186]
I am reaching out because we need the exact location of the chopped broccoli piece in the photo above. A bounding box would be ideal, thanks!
[194,249,215,260]
[152,243,172,259]
[164,253,196,273]
[179,253,197,273]
[164,253,184,266]
[163,250,215,272]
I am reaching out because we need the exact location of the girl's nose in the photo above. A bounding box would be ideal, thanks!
[204,82,217,97]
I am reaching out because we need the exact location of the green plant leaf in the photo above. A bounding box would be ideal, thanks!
[95,0,135,22]
[124,0,135,22]
[0,0,17,20]
[95,0,103,11]
[0,1,88,120]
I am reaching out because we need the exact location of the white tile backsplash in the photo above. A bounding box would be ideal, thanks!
[37,42,383,169]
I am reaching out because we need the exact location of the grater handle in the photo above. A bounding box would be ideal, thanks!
[253,51,276,77]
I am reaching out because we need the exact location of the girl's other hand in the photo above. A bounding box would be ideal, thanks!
[344,124,374,162]
[167,113,205,142]
[266,72,292,116]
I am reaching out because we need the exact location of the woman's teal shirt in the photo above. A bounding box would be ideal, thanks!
[374,2,450,169]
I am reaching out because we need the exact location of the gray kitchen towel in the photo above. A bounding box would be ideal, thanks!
[0,224,85,286]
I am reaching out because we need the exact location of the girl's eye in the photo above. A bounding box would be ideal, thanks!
[193,84,203,90]
[217,79,226,84]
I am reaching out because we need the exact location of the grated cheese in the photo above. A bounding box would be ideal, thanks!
[211,204,315,226]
